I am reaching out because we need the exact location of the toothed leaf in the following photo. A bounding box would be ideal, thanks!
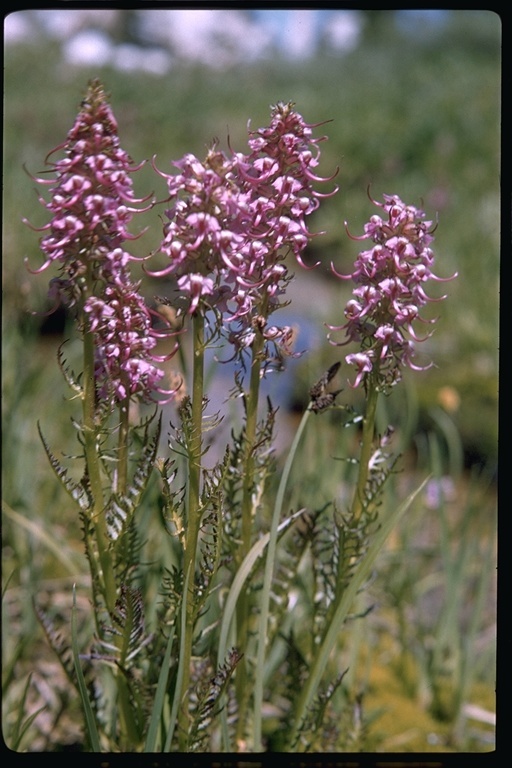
[99,585,149,668]
[37,422,92,511]
[105,415,161,542]
[56,341,83,394]
[188,649,242,751]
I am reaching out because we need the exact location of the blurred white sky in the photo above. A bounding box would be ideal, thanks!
[4,8,363,73]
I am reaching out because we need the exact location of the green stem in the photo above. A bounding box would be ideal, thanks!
[81,302,116,620]
[285,373,382,750]
[115,396,131,571]
[117,396,130,496]
[285,474,428,752]
[239,294,269,562]
[350,374,379,523]
[234,332,264,739]
[241,342,263,556]
[178,311,205,750]
[252,406,312,751]
[82,288,140,748]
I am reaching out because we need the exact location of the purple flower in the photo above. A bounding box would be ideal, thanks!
[24,79,152,309]
[177,273,215,315]
[151,102,338,370]
[344,352,373,389]
[25,79,177,405]
[329,193,457,390]
[84,283,177,405]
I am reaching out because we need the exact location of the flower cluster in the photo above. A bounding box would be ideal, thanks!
[150,147,244,314]
[329,193,457,390]
[25,80,175,404]
[24,79,151,307]
[84,282,174,404]
[151,102,337,368]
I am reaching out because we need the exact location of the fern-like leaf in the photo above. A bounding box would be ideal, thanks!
[264,508,319,649]
[56,340,83,395]
[158,565,184,627]
[37,422,92,512]
[105,415,161,543]
[95,585,151,678]
[290,670,348,752]
[157,457,187,545]
[188,649,243,751]
[33,602,77,685]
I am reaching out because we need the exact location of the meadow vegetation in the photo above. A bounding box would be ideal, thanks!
[2,10,498,753]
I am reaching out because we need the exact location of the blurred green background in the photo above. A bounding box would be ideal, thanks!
[3,9,500,473]
[2,10,499,751]
[3,10,501,474]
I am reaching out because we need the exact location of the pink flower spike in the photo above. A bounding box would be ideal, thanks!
[328,193,455,390]
[150,101,337,368]
[23,79,155,310]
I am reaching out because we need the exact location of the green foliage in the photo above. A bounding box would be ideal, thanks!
[3,674,48,752]
[104,416,161,562]
[5,12,500,461]
[188,648,242,752]
[2,11,497,753]
[37,423,93,513]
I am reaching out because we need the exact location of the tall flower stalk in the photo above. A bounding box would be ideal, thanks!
[149,103,337,743]
[329,192,457,520]
[149,145,241,747]
[21,81,460,753]
[233,102,338,548]
[285,193,457,750]
[233,102,338,743]
[24,80,176,749]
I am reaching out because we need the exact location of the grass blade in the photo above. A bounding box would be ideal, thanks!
[286,475,430,750]
[71,584,101,752]
[217,508,305,670]
[253,407,311,750]
[8,673,47,751]
[216,507,304,750]
[2,500,81,576]
[144,624,176,752]
[163,564,191,751]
